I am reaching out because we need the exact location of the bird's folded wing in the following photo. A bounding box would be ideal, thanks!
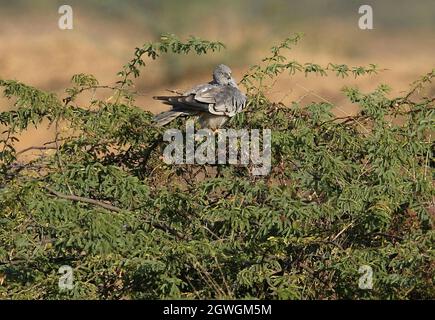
[159,94,210,112]
[183,83,216,95]
[195,86,246,116]
[155,86,246,117]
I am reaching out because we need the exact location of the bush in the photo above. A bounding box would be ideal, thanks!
[0,34,433,299]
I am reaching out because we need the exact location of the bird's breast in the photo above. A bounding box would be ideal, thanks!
[199,113,229,130]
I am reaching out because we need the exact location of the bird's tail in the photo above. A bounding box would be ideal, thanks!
[153,96,182,126]
[153,95,180,103]
[153,110,185,126]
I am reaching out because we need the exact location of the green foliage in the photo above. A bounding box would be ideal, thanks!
[117,33,225,94]
[0,35,434,299]
[241,34,380,100]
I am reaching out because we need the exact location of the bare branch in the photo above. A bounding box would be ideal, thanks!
[44,186,189,240]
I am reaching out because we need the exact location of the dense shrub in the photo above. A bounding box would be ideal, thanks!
[0,34,433,299]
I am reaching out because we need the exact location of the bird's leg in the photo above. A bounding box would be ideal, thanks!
[212,128,222,136]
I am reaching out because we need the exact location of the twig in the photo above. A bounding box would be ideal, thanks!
[373,232,404,241]
[331,221,354,242]
[45,186,122,212]
[44,186,188,240]
[16,146,57,156]
[423,134,431,181]
[403,70,434,102]
[166,89,184,95]
[318,114,368,127]
[295,83,370,134]
[63,85,120,105]
[214,255,233,298]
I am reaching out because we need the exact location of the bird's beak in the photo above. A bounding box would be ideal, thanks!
[229,78,238,88]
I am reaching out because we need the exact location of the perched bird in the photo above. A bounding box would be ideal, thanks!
[153,64,246,130]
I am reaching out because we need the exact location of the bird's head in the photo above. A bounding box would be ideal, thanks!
[213,64,238,88]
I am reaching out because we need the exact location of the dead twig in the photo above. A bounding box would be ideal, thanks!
[16,146,57,156]
[44,186,189,240]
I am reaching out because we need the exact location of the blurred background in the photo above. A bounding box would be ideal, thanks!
[0,0,434,150]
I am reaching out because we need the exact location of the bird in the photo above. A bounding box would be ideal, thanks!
[153,64,246,130]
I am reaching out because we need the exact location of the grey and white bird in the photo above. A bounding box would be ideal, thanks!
[153,64,246,130]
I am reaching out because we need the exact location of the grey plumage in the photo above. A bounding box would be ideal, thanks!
[153,64,246,130]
